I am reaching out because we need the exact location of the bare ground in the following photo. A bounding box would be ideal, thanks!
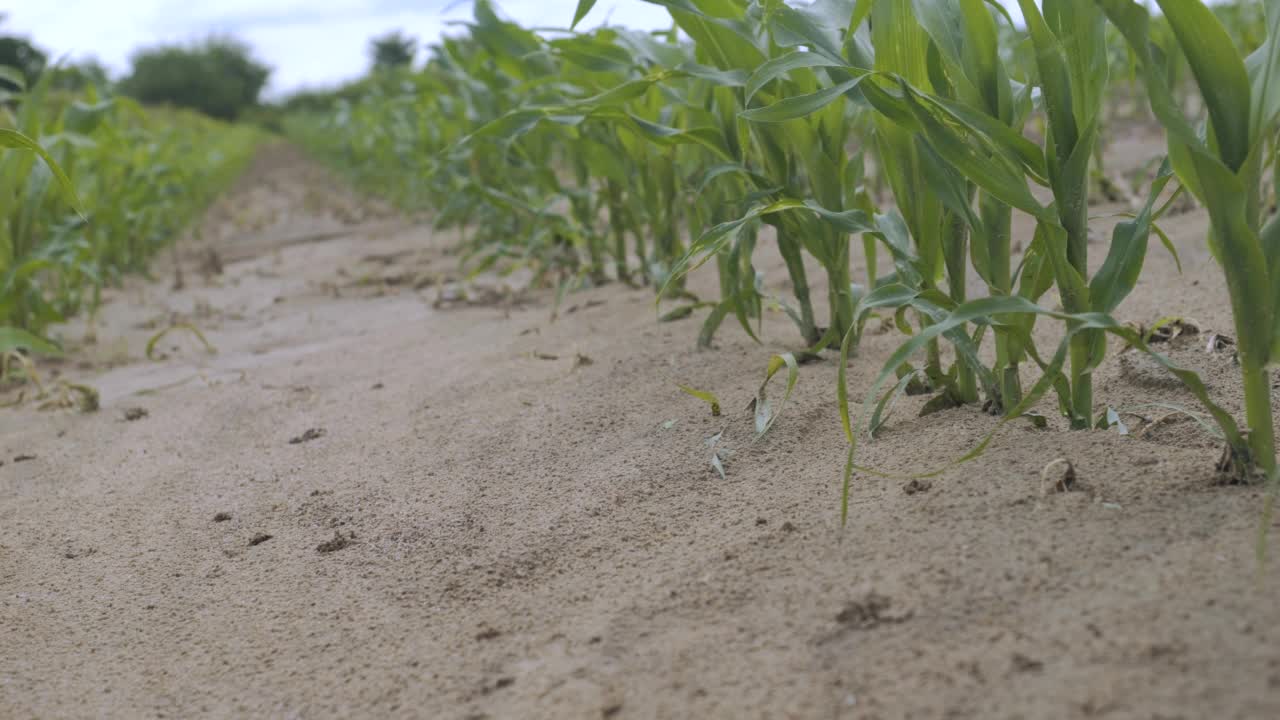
[3,141,1280,719]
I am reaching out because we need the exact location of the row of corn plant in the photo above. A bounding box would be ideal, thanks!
[286,0,1277,481]
[286,0,884,347]
[1,67,259,348]
[584,0,1276,479]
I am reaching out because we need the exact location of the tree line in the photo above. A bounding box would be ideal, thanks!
[0,16,420,123]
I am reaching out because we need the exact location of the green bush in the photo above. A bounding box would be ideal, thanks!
[118,36,270,121]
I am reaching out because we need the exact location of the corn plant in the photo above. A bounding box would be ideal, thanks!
[609,0,885,347]
[284,0,1273,484]
[1097,0,1280,477]
[1,66,258,341]
[855,0,1157,429]
[0,125,77,355]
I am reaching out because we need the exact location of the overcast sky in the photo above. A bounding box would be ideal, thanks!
[0,1,1148,97]
[3,1,675,94]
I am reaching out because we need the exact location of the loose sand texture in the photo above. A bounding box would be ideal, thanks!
[3,140,1280,719]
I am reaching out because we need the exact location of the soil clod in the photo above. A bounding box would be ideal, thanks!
[903,479,932,495]
[123,407,149,421]
[316,531,353,554]
[289,428,326,444]
[835,593,909,630]
[1041,458,1077,494]
[1206,333,1236,353]
[248,533,273,546]
[1011,653,1045,673]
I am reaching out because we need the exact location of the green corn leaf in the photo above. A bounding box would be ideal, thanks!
[473,0,544,59]
[678,384,722,416]
[1044,0,1108,131]
[0,327,62,356]
[915,139,986,239]
[800,199,878,234]
[1246,2,1280,140]
[675,61,749,86]
[551,36,635,72]
[465,109,548,144]
[62,99,115,134]
[1089,158,1176,313]
[1016,0,1079,158]
[1095,0,1206,158]
[744,50,848,105]
[896,83,1050,221]
[643,0,766,72]
[839,282,922,442]
[623,114,733,160]
[0,65,26,91]
[870,211,926,286]
[1101,0,1275,368]
[845,296,1246,484]
[1262,211,1280,283]
[570,0,599,30]
[1155,0,1252,172]
[911,0,966,73]
[755,352,799,437]
[979,0,1017,28]
[1,258,56,294]
[769,3,847,63]
[1192,149,1276,367]
[923,93,1046,181]
[739,77,867,123]
[869,369,923,437]
[694,162,772,194]
[0,128,82,214]
[697,300,735,348]
[146,324,217,361]
[572,77,661,107]
[958,0,1003,114]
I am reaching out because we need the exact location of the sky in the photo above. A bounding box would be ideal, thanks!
[0,1,1084,97]
[6,1,703,95]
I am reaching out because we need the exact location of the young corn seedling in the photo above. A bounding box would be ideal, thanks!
[910,0,1039,412]
[1005,0,1112,429]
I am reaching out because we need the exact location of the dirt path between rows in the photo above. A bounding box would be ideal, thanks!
[3,142,1280,719]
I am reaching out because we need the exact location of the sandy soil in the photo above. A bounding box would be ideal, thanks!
[4,140,1280,719]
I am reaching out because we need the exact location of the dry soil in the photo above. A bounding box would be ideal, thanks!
[3,140,1280,719]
